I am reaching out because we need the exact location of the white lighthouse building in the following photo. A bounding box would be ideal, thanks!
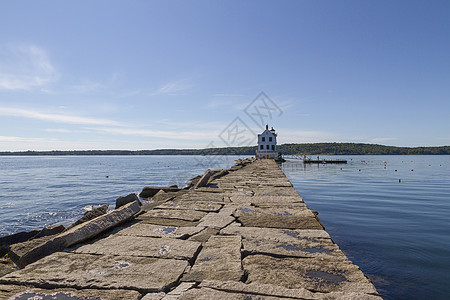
[256,125,278,159]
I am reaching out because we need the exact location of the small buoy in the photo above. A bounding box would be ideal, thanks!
[359,169,361,172]
[411,169,414,172]
[106,176,109,178]
[399,179,401,183]
[395,169,397,172]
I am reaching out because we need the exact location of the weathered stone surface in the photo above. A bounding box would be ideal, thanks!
[230,195,303,204]
[73,235,201,260]
[117,223,204,239]
[60,200,141,246]
[0,230,40,254]
[220,226,343,259]
[167,282,197,296]
[141,292,167,300]
[9,200,141,268]
[0,225,65,256]
[180,287,293,299]
[243,254,378,294]
[142,209,207,222]
[188,227,220,243]
[32,225,66,239]
[182,235,243,282]
[8,234,65,269]
[221,226,331,240]
[253,187,299,197]
[68,205,109,229]
[234,206,323,230]
[0,284,141,300]
[156,201,223,212]
[198,280,382,299]
[140,186,180,199]
[1,252,188,293]
[176,192,225,202]
[0,260,16,277]
[197,212,235,230]
[199,280,315,299]
[136,216,200,227]
[116,193,141,209]
[194,169,213,189]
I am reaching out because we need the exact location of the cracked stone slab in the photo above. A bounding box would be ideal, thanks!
[176,193,225,202]
[0,284,141,300]
[117,223,204,239]
[197,213,235,230]
[135,215,201,227]
[8,201,141,268]
[72,235,201,260]
[179,287,296,299]
[234,206,323,230]
[198,280,382,300]
[220,226,343,259]
[182,235,243,282]
[230,195,303,204]
[253,188,299,197]
[0,252,188,293]
[156,201,223,212]
[243,254,378,294]
[142,209,207,222]
[142,292,167,300]
[188,227,220,243]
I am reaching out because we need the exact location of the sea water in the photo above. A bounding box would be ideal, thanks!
[0,155,449,299]
[282,155,450,300]
[0,155,244,235]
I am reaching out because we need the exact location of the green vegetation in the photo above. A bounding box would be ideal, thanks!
[1,143,450,156]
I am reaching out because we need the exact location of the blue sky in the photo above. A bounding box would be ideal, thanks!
[1,0,449,151]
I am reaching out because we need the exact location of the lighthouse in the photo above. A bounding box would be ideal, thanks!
[256,125,278,159]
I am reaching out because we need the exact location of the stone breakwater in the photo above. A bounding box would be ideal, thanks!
[0,158,381,299]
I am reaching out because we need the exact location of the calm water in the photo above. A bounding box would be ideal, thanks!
[282,155,450,300]
[0,155,449,299]
[0,155,245,235]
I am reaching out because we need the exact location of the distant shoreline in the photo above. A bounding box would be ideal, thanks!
[1,143,450,156]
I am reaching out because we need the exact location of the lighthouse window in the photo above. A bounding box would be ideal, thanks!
[272,145,275,151]
[266,145,269,150]
[262,137,265,142]
[269,137,272,142]
[260,145,264,150]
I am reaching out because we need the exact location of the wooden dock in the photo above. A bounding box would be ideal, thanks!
[0,158,380,299]
[303,159,348,164]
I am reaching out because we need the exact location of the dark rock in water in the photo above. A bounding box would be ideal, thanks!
[116,194,141,209]
[8,201,141,268]
[32,225,66,239]
[0,225,65,257]
[67,205,109,229]
[139,186,180,199]
[0,230,40,256]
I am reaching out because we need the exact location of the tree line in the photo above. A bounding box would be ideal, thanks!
[1,143,450,156]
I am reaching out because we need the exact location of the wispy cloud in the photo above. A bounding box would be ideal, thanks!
[0,135,57,142]
[88,127,219,141]
[212,93,244,97]
[149,80,192,96]
[0,44,58,90]
[0,106,124,126]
